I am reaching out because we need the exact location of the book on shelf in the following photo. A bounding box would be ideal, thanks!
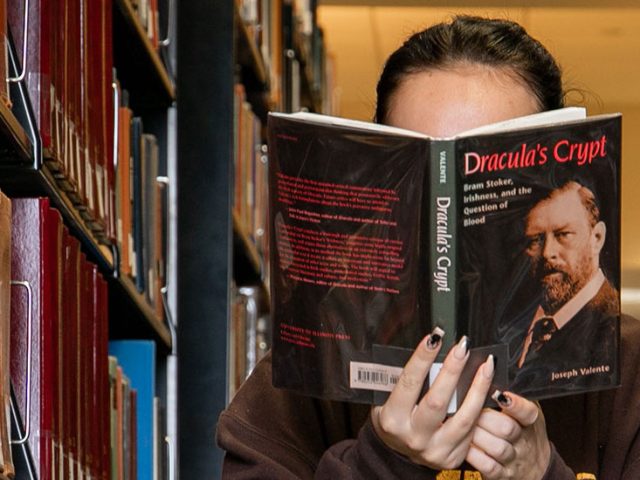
[0,191,13,480]
[109,340,157,480]
[115,89,134,278]
[141,132,163,316]
[152,396,164,480]
[267,107,621,407]
[131,116,145,291]
[108,353,142,480]
[230,284,272,399]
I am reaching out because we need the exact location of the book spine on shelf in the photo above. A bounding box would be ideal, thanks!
[0,191,13,478]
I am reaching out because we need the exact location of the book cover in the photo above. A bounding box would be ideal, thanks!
[267,108,621,405]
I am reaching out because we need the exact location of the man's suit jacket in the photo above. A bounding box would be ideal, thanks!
[504,279,619,399]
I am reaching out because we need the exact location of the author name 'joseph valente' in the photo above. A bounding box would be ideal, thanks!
[551,364,611,382]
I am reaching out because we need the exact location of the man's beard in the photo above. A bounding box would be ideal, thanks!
[532,253,594,314]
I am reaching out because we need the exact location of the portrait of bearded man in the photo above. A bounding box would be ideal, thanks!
[505,180,619,397]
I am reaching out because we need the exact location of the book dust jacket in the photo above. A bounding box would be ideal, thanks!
[268,111,621,405]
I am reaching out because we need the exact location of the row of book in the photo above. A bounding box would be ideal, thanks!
[7,0,116,238]
[229,283,271,399]
[127,0,162,50]
[237,0,284,109]
[237,0,333,114]
[9,196,111,480]
[115,88,166,320]
[2,2,168,317]
[233,83,269,265]
[109,341,166,480]
[0,193,165,479]
[281,0,331,114]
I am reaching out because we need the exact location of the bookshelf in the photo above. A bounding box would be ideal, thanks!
[0,1,172,347]
[0,0,331,476]
[0,0,176,478]
[176,0,332,476]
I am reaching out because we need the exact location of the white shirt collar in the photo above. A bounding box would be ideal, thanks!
[517,268,605,368]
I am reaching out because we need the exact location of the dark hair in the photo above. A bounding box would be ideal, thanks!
[552,181,600,226]
[375,15,564,123]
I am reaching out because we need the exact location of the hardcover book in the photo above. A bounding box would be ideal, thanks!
[268,108,621,406]
[0,191,12,479]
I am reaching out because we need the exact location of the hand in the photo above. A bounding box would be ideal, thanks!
[466,392,551,480]
[371,330,495,470]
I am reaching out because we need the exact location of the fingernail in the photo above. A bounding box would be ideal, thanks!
[454,336,469,359]
[426,326,445,350]
[483,354,495,379]
[491,390,512,408]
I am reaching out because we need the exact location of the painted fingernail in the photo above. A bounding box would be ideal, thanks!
[426,326,445,350]
[483,354,495,379]
[491,390,512,408]
[454,336,469,359]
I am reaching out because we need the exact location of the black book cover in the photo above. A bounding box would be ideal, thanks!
[268,108,621,405]
[131,117,145,293]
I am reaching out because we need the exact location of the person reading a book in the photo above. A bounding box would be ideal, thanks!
[217,15,640,479]
[513,180,618,390]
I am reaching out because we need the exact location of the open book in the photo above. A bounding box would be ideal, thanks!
[267,108,621,407]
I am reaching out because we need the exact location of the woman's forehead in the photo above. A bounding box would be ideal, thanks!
[385,65,540,137]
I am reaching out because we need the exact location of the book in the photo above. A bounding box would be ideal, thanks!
[0,192,12,480]
[109,340,156,480]
[267,108,621,406]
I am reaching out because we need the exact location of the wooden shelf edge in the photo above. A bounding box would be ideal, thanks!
[40,164,114,270]
[234,3,269,89]
[114,0,175,101]
[0,162,114,272]
[0,100,32,163]
[114,274,172,350]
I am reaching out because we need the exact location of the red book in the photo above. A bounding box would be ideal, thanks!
[97,274,110,480]
[78,254,92,478]
[61,227,80,477]
[7,0,54,153]
[85,0,102,228]
[10,198,63,480]
[104,0,116,240]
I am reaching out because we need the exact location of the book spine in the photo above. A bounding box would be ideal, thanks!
[429,140,457,358]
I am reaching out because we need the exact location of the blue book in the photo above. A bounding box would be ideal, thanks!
[109,340,156,480]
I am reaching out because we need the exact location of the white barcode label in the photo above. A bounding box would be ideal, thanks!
[350,361,456,412]
[350,362,403,392]
[429,362,457,414]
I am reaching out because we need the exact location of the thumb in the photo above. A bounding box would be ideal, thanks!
[492,391,540,427]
